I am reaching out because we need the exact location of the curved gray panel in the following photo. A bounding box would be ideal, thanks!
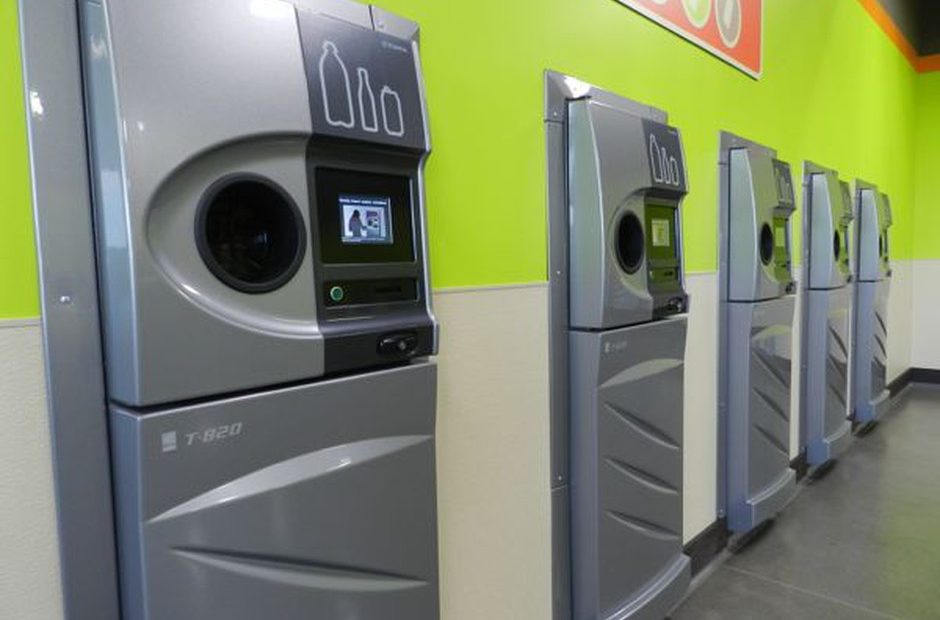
[111,363,439,620]
[571,317,690,620]
[726,297,797,532]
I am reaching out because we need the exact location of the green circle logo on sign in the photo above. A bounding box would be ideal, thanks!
[682,0,711,28]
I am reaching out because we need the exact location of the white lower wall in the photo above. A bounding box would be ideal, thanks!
[0,266,918,620]
[682,273,719,540]
[432,285,553,620]
[887,260,914,380]
[909,260,940,370]
[0,321,63,620]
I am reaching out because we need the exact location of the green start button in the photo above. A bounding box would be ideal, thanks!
[329,286,345,303]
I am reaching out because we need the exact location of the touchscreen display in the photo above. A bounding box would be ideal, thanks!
[651,219,671,248]
[340,195,393,245]
[315,167,415,265]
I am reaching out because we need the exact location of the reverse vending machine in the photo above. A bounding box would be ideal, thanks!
[546,73,690,620]
[81,1,439,618]
[799,165,854,467]
[718,133,797,534]
[851,182,893,426]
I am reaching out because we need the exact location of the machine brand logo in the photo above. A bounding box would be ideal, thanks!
[161,423,244,454]
[604,340,629,354]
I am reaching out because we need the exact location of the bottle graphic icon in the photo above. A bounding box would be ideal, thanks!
[319,41,354,129]
[649,134,680,186]
[357,67,379,133]
[380,85,405,137]
[649,135,664,184]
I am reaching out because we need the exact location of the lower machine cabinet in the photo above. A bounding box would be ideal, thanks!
[570,316,690,620]
[726,295,797,533]
[111,363,439,620]
[801,286,852,466]
[853,279,891,424]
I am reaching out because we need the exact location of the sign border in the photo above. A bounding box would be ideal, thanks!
[615,0,764,80]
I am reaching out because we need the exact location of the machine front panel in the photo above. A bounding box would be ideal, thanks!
[570,317,690,620]
[111,363,439,620]
[83,0,326,406]
[567,99,688,330]
[802,287,852,465]
[726,145,795,302]
[726,296,797,532]
[852,280,891,424]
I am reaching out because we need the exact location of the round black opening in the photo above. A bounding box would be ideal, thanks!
[878,234,885,258]
[196,175,306,294]
[616,212,645,274]
[759,223,774,266]
[833,230,841,260]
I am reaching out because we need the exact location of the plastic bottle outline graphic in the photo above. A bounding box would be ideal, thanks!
[319,41,355,129]
[649,135,664,183]
[357,67,379,133]
[380,85,405,138]
[649,134,681,187]
[715,0,742,48]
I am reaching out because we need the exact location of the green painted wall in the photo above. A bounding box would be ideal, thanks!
[914,71,940,259]
[374,0,916,285]
[0,2,39,319]
[0,1,922,302]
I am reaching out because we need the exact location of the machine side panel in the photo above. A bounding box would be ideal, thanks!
[571,318,690,620]
[727,297,797,532]
[112,363,439,620]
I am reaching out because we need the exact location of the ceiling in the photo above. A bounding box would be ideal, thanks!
[878,0,940,56]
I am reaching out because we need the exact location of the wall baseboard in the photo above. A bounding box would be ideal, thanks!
[910,367,940,386]
[683,518,729,576]
[790,453,809,482]
[889,367,940,397]
[889,368,914,396]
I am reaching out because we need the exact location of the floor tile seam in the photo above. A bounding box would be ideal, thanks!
[722,565,904,620]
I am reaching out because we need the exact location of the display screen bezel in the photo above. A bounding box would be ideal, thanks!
[315,167,416,264]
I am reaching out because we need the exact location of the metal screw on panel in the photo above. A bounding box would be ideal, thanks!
[59,295,73,305]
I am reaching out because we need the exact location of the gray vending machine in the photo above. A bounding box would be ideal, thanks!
[851,182,893,426]
[81,1,440,618]
[546,73,690,620]
[799,165,854,467]
[718,133,797,534]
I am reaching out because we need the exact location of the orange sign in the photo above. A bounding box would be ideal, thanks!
[617,0,763,78]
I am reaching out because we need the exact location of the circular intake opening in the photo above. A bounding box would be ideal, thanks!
[196,175,306,294]
[616,212,645,274]
[834,230,842,260]
[759,223,774,266]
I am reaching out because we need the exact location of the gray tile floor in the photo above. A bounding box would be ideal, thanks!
[673,386,940,620]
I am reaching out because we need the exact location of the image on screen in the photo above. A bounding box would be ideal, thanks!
[651,218,671,248]
[340,195,393,245]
